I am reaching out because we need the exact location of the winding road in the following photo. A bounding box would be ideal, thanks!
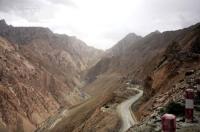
[37,85,143,132]
[117,85,143,132]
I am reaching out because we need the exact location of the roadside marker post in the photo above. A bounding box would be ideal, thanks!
[185,89,194,122]
[161,114,176,132]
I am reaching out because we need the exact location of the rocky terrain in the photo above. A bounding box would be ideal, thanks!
[135,23,200,118]
[0,19,102,132]
[127,24,200,131]
[0,18,200,132]
[78,22,200,132]
[128,69,200,132]
[86,21,199,100]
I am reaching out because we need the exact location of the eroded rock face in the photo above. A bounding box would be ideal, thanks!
[0,37,60,131]
[85,23,200,89]
[137,23,200,121]
[83,22,200,129]
[0,20,103,131]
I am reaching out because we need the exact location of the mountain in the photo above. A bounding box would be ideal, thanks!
[0,19,103,131]
[77,22,200,131]
[85,23,200,86]
[34,22,200,132]
[138,23,200,120]
[106,33,142,56]
[85,33,142,83]
[127,23,200,132]
[1,18,200,132]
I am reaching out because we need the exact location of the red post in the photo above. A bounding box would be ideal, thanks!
[185,89,194,122]
[161,114,176,132]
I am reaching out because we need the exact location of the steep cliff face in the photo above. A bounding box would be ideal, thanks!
[0,20,102,85]
[0,20,103,132]
[138,24,200,119]
[0,37,60,131]
[142,23,200,98]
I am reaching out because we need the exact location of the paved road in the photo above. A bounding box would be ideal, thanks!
[117,86,143,132]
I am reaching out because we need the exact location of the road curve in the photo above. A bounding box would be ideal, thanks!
[117,86,143,132]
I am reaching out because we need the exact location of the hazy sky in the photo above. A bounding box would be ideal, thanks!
[0,0,200,50]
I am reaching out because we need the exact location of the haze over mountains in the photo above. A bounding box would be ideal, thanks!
[0,19,200,132]
[1,0,200,50]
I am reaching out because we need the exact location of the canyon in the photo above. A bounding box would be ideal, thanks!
[0,19,200,132]
[0,19,102,132]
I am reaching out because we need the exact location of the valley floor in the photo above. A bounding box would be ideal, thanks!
[36,74,142,132]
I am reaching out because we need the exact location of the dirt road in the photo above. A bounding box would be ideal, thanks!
[117,86,143,132]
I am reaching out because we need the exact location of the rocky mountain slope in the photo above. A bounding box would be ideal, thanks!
[85,22,200,92]
[37,22,200,132]
[0,18,199,132]
[128,23,200,132]
[78,22,200,132]
[0,19,102,132]
[137,23,200,119]
[85,33,142,83]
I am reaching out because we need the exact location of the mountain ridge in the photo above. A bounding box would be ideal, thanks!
[0,19,199,132]
[0,20,103,132]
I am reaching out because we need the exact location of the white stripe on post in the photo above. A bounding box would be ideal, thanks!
[185,99,194,109]
[185,89,194,122]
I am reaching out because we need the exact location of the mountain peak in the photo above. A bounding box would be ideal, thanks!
[145,30,161,38]
[105,32,142,56]
[125,33,142,39]
[120,32,142,45]
[154,30,161,33]
[150,30,161,35]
